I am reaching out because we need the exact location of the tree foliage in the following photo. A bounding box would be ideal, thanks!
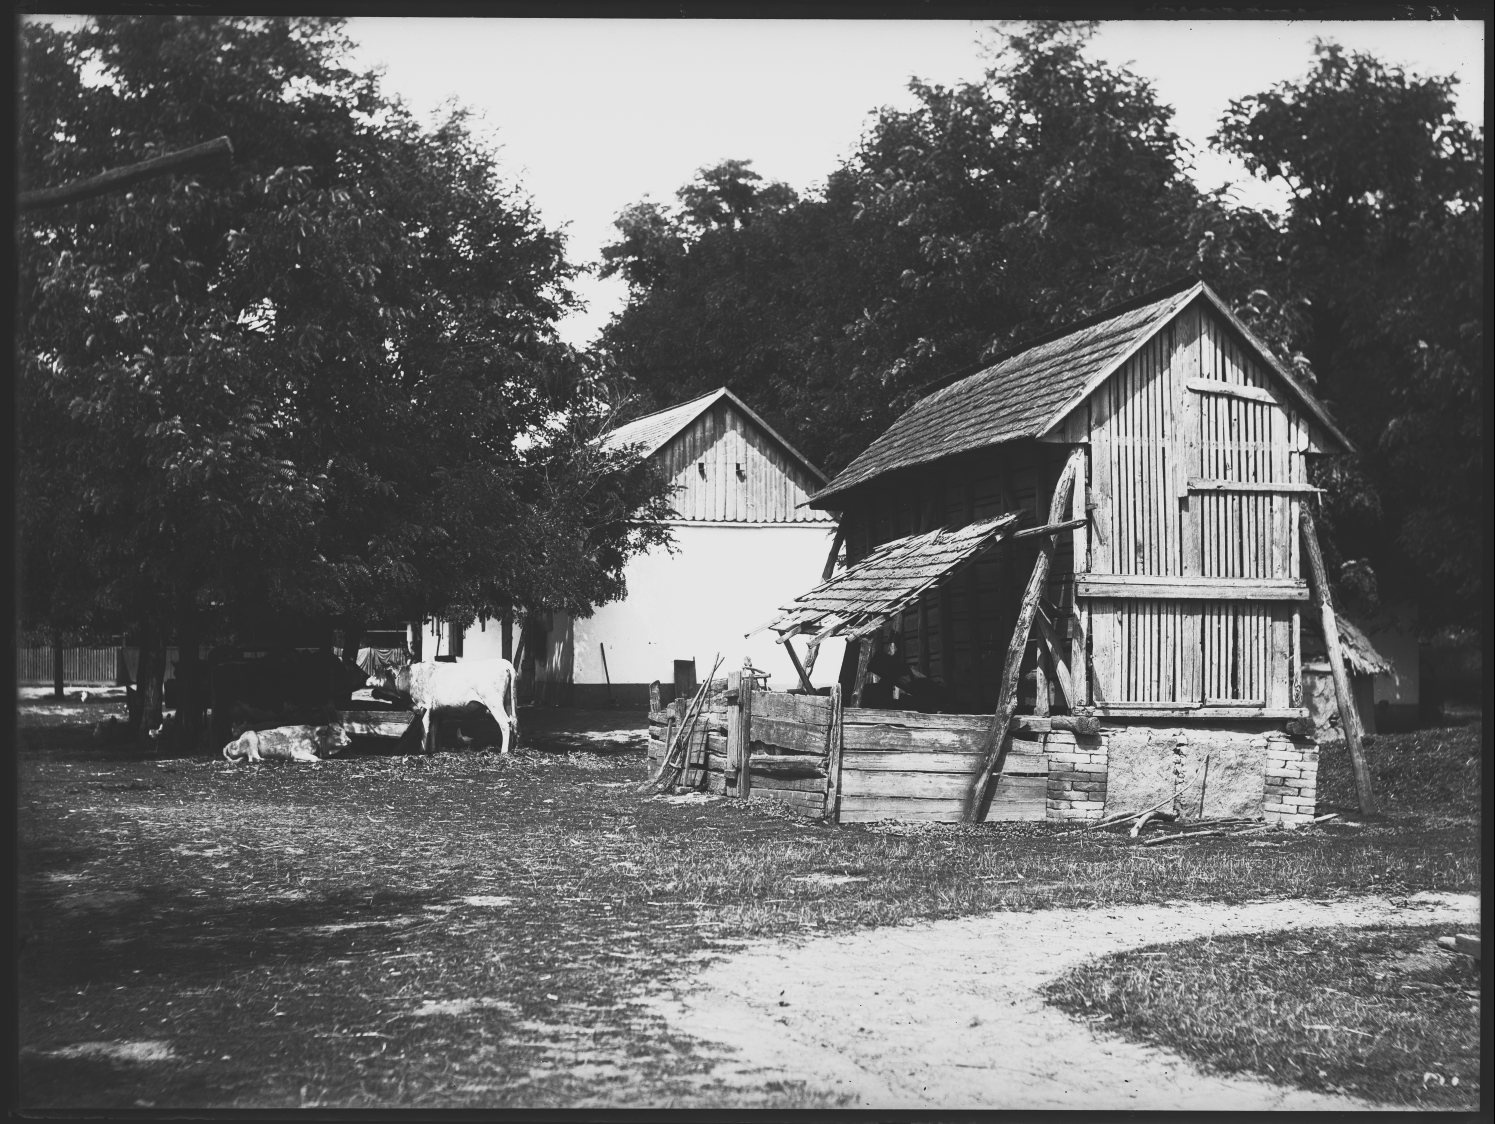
[1214,41,1484,631]
[599,25,1481,635]
[16,16,673,739]
[598,23,1265,475]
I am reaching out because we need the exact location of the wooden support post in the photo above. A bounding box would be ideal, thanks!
[725,670,742,784]
[736,668,754,799]
[782,636,816,694]
[850,634,875,707]
[968,447,1084,821]
[1301,508,1378,816]
[822,684,844,823]
[822,524,846,582]
[1034,608,1074,708]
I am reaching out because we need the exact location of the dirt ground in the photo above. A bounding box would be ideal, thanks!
[641,891,1480,1111]
[15,695,1482,1109]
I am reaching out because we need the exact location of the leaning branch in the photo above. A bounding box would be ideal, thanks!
[19,136,233,212]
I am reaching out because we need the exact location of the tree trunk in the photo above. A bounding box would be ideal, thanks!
[174,597,205,753]
[134,624,167,748]
[338,616,364,708]
[52,643,65,700]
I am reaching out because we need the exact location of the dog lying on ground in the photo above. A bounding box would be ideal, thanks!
[222,723,350,764]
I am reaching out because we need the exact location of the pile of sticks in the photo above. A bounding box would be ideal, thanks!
[639,654,722,796]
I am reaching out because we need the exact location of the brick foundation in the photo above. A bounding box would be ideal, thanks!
[1261,734,1320,826]
[1044,730,1109,821]
[1039,724,1319,825]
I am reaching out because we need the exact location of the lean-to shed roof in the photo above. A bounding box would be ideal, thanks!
[758,511,1021,643]
[810,280,1350,509]
[1304,613,1395,679]
[601,386,828,485]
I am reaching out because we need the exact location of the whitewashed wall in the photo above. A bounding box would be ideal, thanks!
[562,521,845,693]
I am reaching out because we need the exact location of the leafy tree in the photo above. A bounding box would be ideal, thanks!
[1213,41,1484,633]
[599,22,1262,474]
[17,16,672,745]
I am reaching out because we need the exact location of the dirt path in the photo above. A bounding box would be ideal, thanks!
[641,891,1478,1110]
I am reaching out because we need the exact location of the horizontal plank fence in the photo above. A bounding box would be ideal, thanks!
[645,679,1054,824]
[839,707,1048,823]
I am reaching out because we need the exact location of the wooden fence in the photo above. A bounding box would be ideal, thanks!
[15,647,122,686]
[646,676,1050,823]
[838,707,1048,823]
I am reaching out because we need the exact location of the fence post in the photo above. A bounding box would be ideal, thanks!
[735,662,754,800]
[823,683,844,823]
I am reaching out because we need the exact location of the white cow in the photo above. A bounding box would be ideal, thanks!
[407,658,519,755]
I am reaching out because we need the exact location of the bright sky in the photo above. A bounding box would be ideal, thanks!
[341,16,1482,347]
[31,15,1482,346]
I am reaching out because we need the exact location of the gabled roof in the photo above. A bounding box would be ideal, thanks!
[759,511,1021,643]
[601,387,828,485]
[810,280,1351,508]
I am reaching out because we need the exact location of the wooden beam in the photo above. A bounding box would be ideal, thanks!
[1010,516,1088,540]
[1033,608,1074,708]
[1301,507,1378,816]
[1077,576,1310,600]
[967,447,1084,821]
[822,524,846,581]
[1093,705,1307,719]
[781,636,816,694]
[20,137,234,212]
[1187,478,1321,494]
[747,754,827,777]
[735,667,754,799]
[822,684,844,823]
[1186,377,1278,404]
[850,635,875,707]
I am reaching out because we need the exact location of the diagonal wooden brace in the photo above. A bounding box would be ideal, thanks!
[967,447,1086,821]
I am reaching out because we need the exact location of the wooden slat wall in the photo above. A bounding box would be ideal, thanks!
[1085,305,1308,709]
[655,401,831,523]
[16,646,122,686]
[836,707,1048,823]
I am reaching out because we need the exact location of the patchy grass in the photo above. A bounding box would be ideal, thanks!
[1043,923,1481,1109]
[1041,723,1484,1109]
[1317,723,1484,820]
[15,702,1482,1110]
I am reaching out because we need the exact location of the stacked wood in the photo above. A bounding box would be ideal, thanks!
[645,675,731,791]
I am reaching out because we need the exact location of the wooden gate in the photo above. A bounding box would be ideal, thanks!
[732,684,840,818]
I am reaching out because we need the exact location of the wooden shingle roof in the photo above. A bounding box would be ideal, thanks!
[601,387,828,485]
[810,281,1350,508]
[1304,613,1394,678]
[762,511,1020,643]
